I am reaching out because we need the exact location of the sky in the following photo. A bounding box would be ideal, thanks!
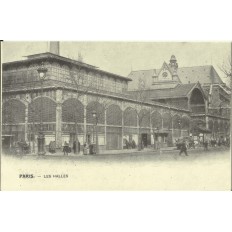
[2,41,231,83]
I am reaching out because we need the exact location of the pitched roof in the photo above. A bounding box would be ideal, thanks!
[177,65,223,84]
[127,83,198,101]
[148,83,197,99]
[3,52,132,82]
[128,69,159,89]
[128,65,223,90]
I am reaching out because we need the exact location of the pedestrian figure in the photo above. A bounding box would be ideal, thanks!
[157,140,159,150]
[179,140,188,156]
[83,143,88,155]
[204,140,208,151]
[73,141,77,154]
[77,140,81,153]
[63,141,69,155]
[141,140,144,150]
[124,139,129,149]
[132,139,136,149]
[49,141,56,153]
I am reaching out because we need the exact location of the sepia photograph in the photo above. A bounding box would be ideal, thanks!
[1,41,231,190]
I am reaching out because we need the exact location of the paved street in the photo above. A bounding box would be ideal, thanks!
[1,146,231,191]
[6,145,229,162]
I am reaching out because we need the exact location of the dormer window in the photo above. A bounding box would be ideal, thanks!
[152,75,157,83]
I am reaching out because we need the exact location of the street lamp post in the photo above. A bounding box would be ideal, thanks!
[225,124,228,137]
[92,110,99,154]
[155,126,161,154]
[37,63,47,155]
[178,119,181,137]
[154,126,159,150]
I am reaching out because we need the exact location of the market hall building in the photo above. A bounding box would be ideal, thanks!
[2,48,231,153]
[128,55,231,143]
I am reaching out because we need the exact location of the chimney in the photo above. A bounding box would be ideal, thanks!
[49,41,60,55]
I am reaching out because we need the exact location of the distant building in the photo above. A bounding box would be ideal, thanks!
[128,55,230,140]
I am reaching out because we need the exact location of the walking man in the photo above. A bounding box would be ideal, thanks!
[179,140,188,156]
[73,141,77,154]
[63,141,69,155]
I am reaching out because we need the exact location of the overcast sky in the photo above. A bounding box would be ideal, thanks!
[2,41,231,82]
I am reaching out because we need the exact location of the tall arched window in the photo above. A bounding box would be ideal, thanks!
[106,105,122,126]
[163,112,172,129]
[2,99,26,124]
[28,97,56,122]
[62,98,84,123]
[86,101,105,124]
[151,111,162,129]
[123,107,137,127]
[139,109,150,127]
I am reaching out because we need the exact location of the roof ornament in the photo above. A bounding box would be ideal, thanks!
[169,55,178,70]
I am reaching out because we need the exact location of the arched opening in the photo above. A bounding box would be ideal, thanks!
[139,109,150,128]
[28,97,57,147]
[86,101,105,124]
[190,88,205,114]
[162,112,173,146]
[62,98,85,144]
[139,109,150,147]
[163,112,172,129]
[172,114,181,129]
[219,121,224,133]
[123,107,138,149]
[106,104,122,126]
[208,120,213,132]
[151,111,162,129]
[3,99,25,124]
[62,99,84,123]
[172,114,181,138]
[224,122,230,135]
[214,121,219,133]
[123,107,137,127]
[151,111,164,148]
[86,101,105,146]
[106,104,122,150]
[29,97,56,123]
[2,99,26,144]
[181,116,190,137]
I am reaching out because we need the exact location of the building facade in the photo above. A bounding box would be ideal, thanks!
[2,51,230,153]
[128,55,231,141]
[2,52,193,152]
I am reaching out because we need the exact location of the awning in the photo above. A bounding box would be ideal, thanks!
[153,129,170,135]
[196,126,212,134]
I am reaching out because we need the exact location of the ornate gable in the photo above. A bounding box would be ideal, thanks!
[157,62,173,81]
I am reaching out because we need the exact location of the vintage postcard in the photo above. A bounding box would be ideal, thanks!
[1,41,231,190]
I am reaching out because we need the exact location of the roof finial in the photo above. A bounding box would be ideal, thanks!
[169,55,178,70]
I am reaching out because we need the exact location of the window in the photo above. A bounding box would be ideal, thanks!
[162,72,168,78]
[152,76,157,83]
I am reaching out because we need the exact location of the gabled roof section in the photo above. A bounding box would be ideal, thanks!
[128,64,224,90]
[128,69,158,82]
[157,61,174,76]
[127,83,199,102]
[149,83,197,99]
[128,69,158,89]
[177,65,223,84]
